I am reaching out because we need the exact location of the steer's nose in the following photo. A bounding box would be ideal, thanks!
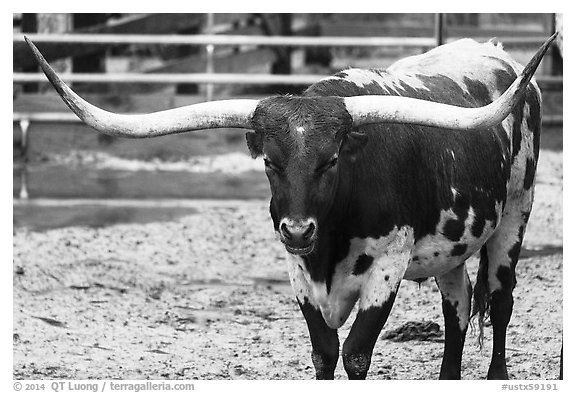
[279,217,317,246]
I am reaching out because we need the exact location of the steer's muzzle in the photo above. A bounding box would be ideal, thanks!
[279,217,317,255]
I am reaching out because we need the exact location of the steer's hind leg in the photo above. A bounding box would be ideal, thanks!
[435,263,472,379]
[482,210,529,380]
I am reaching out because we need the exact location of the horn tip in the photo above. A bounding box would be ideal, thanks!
[550,31,559,42]
[23,35,34,48]
[544,32,559,50]
[521,33,558,81]
[23,36,42,60]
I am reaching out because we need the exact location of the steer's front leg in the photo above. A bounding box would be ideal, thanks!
[298,299,339,379]
[342,228,413,379]
[342,293,399,379]
[287,254,339,379]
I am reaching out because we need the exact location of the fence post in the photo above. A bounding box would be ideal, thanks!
[21,14,38,93]
[73,14,108,93]
[551,13,563,75]
[19,119,30,199]
[434,13,444,47]
[205,13,215,101]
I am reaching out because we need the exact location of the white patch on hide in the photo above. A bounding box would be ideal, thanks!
[340,69,381,89]
[405,204,500,280]
[451,187,459,199]
[358,226,414,311]
[286,253,313,304]
[436,264,471,331]
[387,38,537,102]
[485,212,525,293]
[286,226,415,329]
[485,195,532,294]
[508,103,536,201]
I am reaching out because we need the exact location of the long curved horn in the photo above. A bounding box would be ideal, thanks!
[344,33,557,130]
[25,36,258,138]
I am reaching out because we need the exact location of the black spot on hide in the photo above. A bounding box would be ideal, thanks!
[523,157,536,190]
[353,254,374,276]
[443,219,466,242]
[471,214,486,238]
[450,244,468,257]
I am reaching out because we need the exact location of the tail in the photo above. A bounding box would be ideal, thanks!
[471,245,490,349]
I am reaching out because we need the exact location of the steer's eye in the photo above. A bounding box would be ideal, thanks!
[318,156,338,173]
[264,158,282,173]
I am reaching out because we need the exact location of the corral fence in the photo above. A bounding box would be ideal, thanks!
[13,13,563,179]
[13,13,562,114]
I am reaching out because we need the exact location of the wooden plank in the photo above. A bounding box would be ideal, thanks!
[13,72,325,85]
[13,91,561,166]
[542,115,563,126]
[14,166,271,200]
[14,14,208,69]
[15,120,253,161]
[146,48,276,74]
[144,22,318,75]
[14,92,183,113]
[541,91,563,117]
[14,74,561,115]
[445,26,548,39]
[321,23,435,38]
[538,76,563,90]
[321,21,549,40]
[13,92,268,114]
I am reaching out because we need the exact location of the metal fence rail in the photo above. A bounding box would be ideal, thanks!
[13,32,554,86]
[13,29,561,125]
[13,15,562,203]
[13,72,563,86]
[13,111,563,126]
[13,72,325,85]
[14,32,551,47]
[14,33,439,47]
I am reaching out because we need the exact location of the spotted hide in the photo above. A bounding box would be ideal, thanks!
[248,39,542,380]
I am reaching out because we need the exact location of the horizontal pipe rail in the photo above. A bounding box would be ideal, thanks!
[14,32,561,126]
[13,198,267,209]
[14,33,551,48]
[14,112,81,122]
[13,72,323,85]
[14,72,562,86]
[13,112,562,126]
[14,33,437,48]
[14,33,557,87]
[447,36,552,45]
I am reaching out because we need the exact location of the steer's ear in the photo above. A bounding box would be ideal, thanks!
[246,131,264,158]
[340,131,368,158]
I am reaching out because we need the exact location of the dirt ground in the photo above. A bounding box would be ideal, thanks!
[13,150,562,380]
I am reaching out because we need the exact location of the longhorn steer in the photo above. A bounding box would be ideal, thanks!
[26,34,556,379]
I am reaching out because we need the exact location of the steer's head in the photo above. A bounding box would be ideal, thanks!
[247,96,366,255]
[23,34,555,257]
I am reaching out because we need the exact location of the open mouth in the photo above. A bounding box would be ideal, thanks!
[285,243,314,256]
